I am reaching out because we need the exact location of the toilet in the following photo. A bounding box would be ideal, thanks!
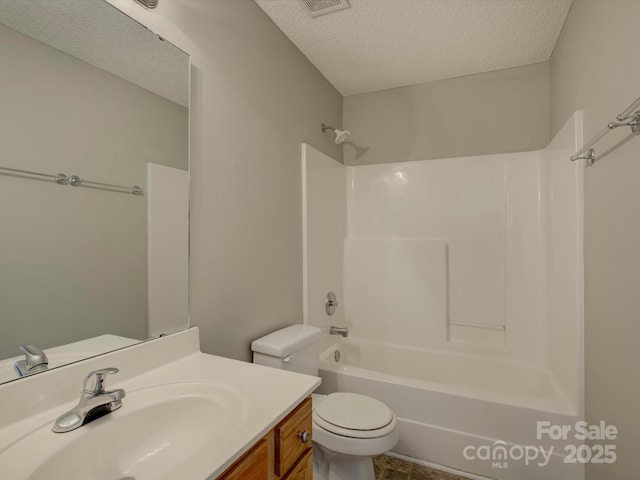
[252,325,399,480]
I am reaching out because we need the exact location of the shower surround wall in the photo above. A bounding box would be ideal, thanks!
[346,153,543,354]
[303,112,584,478]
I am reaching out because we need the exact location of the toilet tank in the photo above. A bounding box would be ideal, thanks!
[251,325,321,376]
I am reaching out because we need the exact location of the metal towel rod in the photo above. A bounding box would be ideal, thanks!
[0,165,143,195]
[571,96,640,166]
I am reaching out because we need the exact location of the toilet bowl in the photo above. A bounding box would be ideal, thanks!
[251,325,399,480]
[311,393,399,480]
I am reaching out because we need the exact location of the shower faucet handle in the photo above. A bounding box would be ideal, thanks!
[325,291,339,316]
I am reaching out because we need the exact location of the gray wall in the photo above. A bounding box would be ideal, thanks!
[109,0,343,362]
[550,1,640,479]
[0,24,188,358]
[343,62,550,165]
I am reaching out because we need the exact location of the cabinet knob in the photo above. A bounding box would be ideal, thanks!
[297,430,310,443]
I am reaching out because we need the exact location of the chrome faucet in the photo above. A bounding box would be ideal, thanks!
[52,367,126,433]
[329,325,349,338]
[14,345,49,377]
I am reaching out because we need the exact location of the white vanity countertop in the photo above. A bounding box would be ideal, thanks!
[0,328,321,479]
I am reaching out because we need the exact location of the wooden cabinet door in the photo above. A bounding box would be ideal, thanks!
[283,449,313,480]
[275,398,313,477]
[218,438,270,480]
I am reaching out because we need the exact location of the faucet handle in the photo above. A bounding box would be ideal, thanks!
[18,345,48,370]
[325,291,339,316]
[83,367,119,394]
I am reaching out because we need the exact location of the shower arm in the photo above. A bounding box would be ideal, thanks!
[321,122,350,144]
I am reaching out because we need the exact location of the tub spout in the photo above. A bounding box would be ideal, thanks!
[330,326,349,338]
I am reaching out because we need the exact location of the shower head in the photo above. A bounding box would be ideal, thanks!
[321,123,351,144]
[334,129,350,144]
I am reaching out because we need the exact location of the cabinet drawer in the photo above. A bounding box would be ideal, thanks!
[283,449,313,480]
[275,397,312,476]
[218,438,269,480]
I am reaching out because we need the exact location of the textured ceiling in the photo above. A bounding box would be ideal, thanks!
[0,0,189,107]
[255,0,573,96]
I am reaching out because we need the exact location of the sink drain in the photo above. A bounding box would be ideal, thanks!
[334,350,341,362]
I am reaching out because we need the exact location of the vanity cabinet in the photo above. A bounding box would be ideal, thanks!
[217,438,270,480]
[282,450,313,480]
[218,397,313,480]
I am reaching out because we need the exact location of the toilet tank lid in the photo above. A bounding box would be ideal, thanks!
[251,325,321,357]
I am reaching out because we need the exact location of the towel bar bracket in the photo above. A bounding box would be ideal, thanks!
[570,97,640,165]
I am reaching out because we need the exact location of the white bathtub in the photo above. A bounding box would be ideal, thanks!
[317,339,584,480]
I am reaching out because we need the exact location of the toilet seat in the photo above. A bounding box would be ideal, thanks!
[313,392,396,439]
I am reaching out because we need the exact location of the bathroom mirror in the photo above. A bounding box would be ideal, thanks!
[0,0,190,383]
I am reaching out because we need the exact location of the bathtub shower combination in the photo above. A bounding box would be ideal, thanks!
[302,113,585,480]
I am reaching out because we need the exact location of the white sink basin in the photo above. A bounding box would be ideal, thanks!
[0,382,247,480]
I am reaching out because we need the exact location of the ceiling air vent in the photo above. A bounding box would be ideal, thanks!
[299,0,350,18]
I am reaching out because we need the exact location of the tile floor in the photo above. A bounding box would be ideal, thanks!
[373,454,473,480]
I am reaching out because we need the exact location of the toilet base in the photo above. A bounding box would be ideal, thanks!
[313,442,376,480]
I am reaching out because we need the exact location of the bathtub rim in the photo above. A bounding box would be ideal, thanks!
[319,341,577,416]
